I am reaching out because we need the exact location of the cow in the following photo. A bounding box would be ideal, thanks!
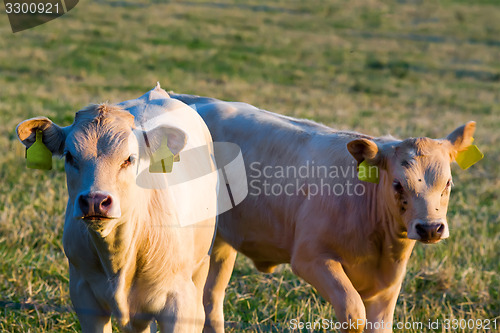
[170,93,477,333]
[16,85,218,333]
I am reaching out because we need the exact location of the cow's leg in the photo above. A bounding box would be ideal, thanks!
[192,255,211,332]
[291,250,366,333]
[128,315,156,333]
[69,274,112,333]
[363,288,400,333]
[203,235,237,333]
[158,280,199,333]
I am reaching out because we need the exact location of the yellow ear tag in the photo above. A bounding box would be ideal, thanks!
[456,139,484,170]
[358,160,379,184]
[26,130,52,170]
[149,137,174,173]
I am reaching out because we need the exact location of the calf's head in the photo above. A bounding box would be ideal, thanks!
[348,122,476,243]
[17,105,187,236]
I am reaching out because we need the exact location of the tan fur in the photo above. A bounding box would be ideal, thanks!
[17,101,217,333]
[171,93,476,333]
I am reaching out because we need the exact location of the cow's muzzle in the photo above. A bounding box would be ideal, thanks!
[408,219,449,243]
[75,191,121,220]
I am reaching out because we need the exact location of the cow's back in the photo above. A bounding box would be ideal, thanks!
[170,94,370,270]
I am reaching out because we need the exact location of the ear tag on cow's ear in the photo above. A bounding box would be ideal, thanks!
[26,130,52,170]
[456,138,484,170]
[149,137,174,173]
[357,160,379,184]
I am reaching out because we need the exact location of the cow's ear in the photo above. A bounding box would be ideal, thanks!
[142,126,188,156]
[347,138,382,166]
[16,117,65,155]
[446,121,476,152]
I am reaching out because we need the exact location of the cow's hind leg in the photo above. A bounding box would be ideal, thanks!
[203,234,237,333]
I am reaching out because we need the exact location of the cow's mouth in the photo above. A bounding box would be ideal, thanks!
[81,215,116,221]
[79,215,120,237]
[418,238,441,244]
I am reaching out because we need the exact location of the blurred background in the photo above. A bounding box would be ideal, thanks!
[0,0,498,331]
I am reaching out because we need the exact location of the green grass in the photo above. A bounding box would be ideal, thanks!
[0,0,498,331]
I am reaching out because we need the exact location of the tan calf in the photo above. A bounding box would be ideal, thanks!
[17,86,218,333]
[171,93,476,333]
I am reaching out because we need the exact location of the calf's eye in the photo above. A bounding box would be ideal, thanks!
[65,152,73,164]
[442,178,453,196]
[64,151,78,169]
[393,180,404,194]
[121,155,136,168]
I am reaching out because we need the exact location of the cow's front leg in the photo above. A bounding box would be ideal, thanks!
[291,248,366,333]
[203,234,237,333]
[363,288,401,333]
[192,254,211,333]
[126,313,155,333]
[158,280,200,333]
[69,270,112,333]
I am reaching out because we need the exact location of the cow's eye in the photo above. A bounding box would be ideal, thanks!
[64,151,78,168]
[392,180,404,193]
[121,155,136,168]
[442,178,453,195]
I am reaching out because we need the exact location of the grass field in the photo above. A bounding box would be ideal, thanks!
[0,0,499,332]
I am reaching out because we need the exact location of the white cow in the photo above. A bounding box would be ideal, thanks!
[17,85,218,333]
[171,93,477,333]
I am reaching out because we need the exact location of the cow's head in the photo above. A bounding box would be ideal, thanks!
[347,122,476,243]
[17,104,187,236]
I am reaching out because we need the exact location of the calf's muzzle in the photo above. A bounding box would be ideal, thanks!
[78,191,118,219]
[414,222,445,242]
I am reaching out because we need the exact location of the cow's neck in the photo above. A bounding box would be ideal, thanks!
[341,171,417,297]
[134,189,183,280]
[87,212,143,327]
[371,170,415,266]
[88,213,141,278]
[86,188,178,324]
[88,188,179,278]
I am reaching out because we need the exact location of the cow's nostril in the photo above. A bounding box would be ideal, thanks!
[415,223,426,237]
[94,193,113,215]
[437,224,444,234]
[78,195,89,213]
[101,196,112,208]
